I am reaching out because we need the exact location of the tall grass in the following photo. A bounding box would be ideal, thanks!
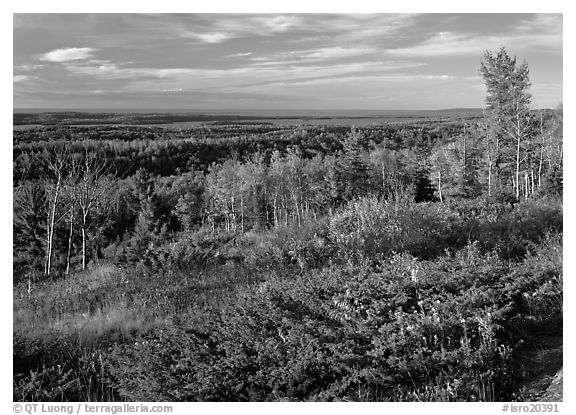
[13,258,271,401]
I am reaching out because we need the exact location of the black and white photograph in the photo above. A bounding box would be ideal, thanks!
[11,7,564,408]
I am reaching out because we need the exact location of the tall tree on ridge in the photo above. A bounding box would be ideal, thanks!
[480,46,533,199]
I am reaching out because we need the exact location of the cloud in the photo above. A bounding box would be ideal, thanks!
[96,63,119,71]
[39,47,97,62]
[188,32,232,44]
[387,32,486,57]
[243,47,378,67]
[515,14,562,37]
[253,14,303,33]
[298,46,376,60]
[387,15,562,58]
[14,64,44,71]
[13,75,38,82]
[228,52,253,57]
[59,53,429,99]
[299,14,419,44]
[167,14,414,46]
[62,61,197,80]
[173,15,304,44]
[234,73,469,90]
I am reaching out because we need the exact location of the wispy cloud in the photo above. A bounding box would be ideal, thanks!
[167,14,307,45]
[387,32,487,57]
[228,52,253,58]
[13,75,38,83]
[184,32,232,44]
[295,46,376,60]
[14,64,44,71]
[252,14,304,33]
[229,73,473,90]
[297,13,419,44]
[39,47,97,62]
[56,44,416,83]
[515,14,562,38]
[164,14,415,46]
[243,47,377,68]
[387,14,562,58]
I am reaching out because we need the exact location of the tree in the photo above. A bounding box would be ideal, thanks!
[368,146,407,202]
[13,181,47,278]
[480,47,533,199]
[75,151,111,270]
[175,192,202,232]
[62,160,79,275]
[40,149,69,276]
[412,166,436,203]
[206,160,242,231]
[338,128,370,201]
[240,153,270,230]
[537,106,563,196]
[428,145,453,202]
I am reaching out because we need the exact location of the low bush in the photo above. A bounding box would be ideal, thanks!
[104,235,562,401]
[327,196,562,263]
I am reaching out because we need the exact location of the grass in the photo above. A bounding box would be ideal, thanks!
[13,258,271,401]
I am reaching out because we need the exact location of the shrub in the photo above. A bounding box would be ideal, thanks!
[104,237,561,401]
[328,196,562,263]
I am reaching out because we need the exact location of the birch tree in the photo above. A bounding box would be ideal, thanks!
[75,151,110,270]
[40,149,69,276]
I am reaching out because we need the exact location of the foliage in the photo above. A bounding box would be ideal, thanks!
[327,196,561,262]
[102,234,561,401]
[480,47,535,199]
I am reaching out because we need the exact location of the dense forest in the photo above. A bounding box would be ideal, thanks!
[13,48,563,402]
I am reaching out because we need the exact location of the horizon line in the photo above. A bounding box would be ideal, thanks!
[14,107,486,112]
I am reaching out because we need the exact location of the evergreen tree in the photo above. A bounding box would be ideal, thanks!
[13,181,47,278]
[339,128,370,201]
[125,195,161,265]
[412,166,436,203]
[480,47,533,199]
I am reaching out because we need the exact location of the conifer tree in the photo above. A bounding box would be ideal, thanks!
[339,127,370,201]
[412,166,436,203]
[480,47,533,199]
[13,181,47,277]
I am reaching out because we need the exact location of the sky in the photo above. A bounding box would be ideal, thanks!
[13,13,563,110]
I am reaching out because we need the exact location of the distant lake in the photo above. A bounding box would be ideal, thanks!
[157,116,455,129]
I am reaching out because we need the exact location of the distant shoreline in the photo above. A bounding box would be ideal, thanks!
[13,108,485,127]
[13,108,484,116]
